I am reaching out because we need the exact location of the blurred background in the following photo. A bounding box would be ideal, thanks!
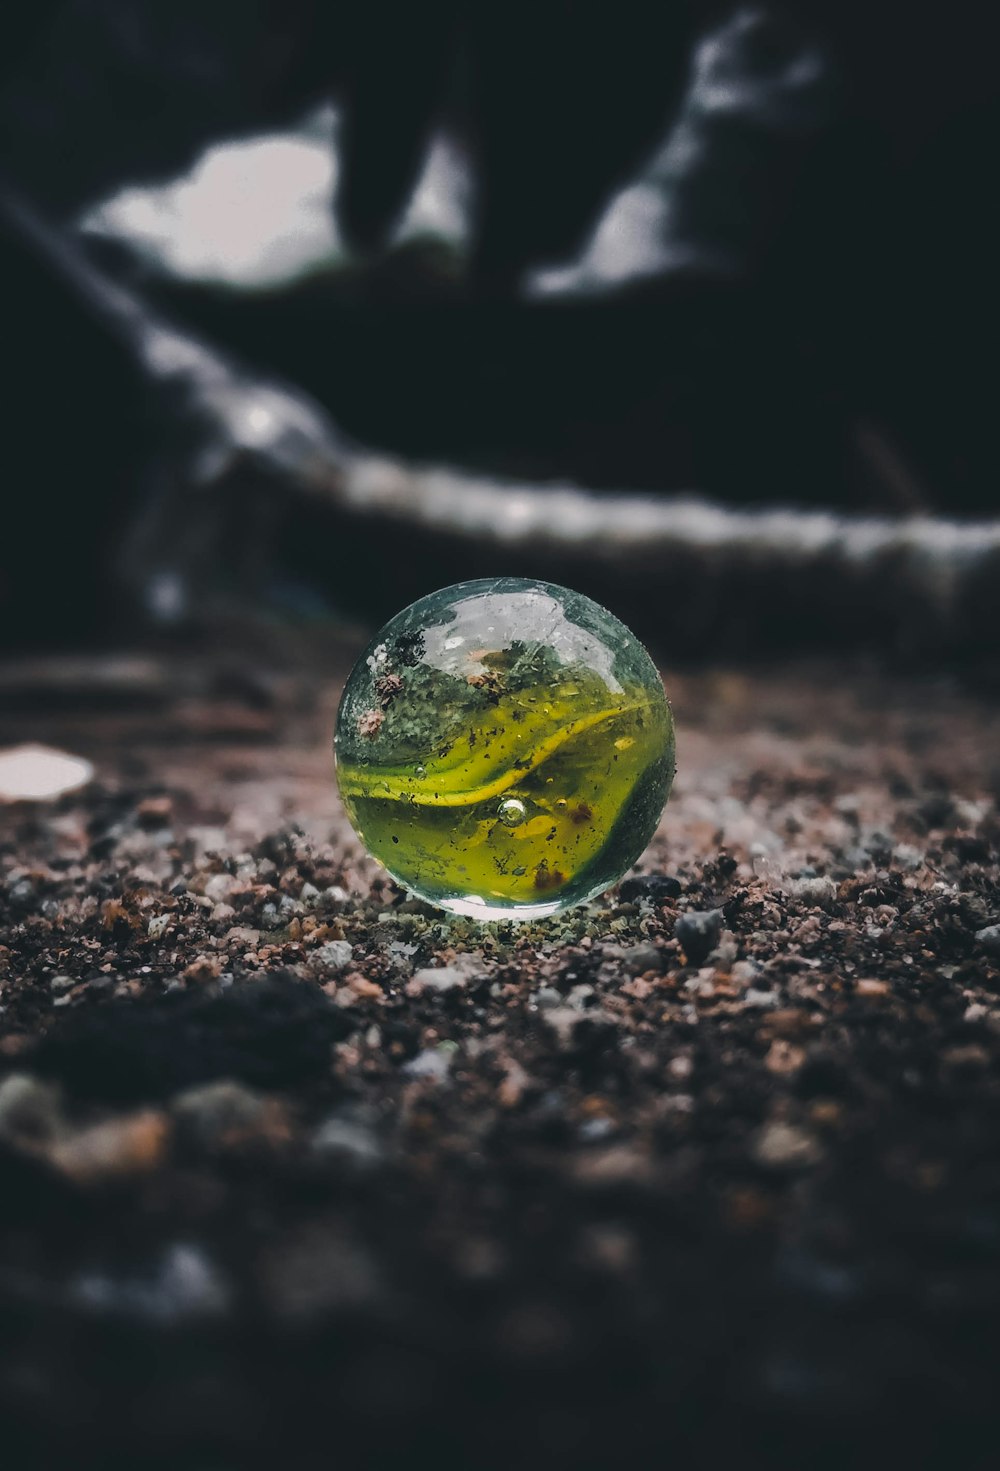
[2,0,999,657]
[3,6,1000,1470]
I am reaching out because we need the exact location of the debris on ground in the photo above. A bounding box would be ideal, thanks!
[2,647,1000,1467]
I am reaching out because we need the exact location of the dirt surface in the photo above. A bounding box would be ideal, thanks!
[2,643,1000,1469]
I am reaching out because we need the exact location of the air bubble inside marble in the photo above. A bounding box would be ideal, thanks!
[334,578,675,919]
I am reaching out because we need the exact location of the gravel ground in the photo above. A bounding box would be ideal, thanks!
[2,643,1000,1469]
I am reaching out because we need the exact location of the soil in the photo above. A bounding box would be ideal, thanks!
[2,640,1000,1470]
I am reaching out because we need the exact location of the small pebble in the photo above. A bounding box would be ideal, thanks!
[855,977,891,998]
[403,1047,454,1082]
[674,910,724,966]
[789,875,837,909]
[407,965,470,994]
[50,1110,171,1183]
[975,925,1000,957]
[172,1080,287,1150]
[181,955,222,984]
[754,1120,821,1171]
[136,796,173,827]
[744,988,780,1009]
[313,939,354,972]
[600,941,663,975]
[617,874,682,904]
[0,1072,63,1146]
[204,873,240,904]
[311,1113,384,1171]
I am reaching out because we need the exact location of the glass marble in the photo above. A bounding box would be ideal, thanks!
[334,578,675,919]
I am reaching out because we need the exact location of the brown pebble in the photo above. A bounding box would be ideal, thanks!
[760,1008,821,1038]
[856,978,891,997]
[345,972,384,1000]
[497,1060,530,1109]
[765,1040,806,1075]
[50,1110,171,1184]
[181,954,223,984]
[572,1146,652,1188]
[622,976,654,1000]
[942,1044,991,1069]
[136,795,173,827]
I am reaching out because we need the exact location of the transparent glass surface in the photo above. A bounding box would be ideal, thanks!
[335,579,675,919]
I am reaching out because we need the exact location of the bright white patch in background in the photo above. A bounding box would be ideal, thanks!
[527,8,829,297]
[73,1244,231,1324]
[0,744,95,802]
[81,110,474,288]
[394,133,474,249]
[81,107,343,287]
[530,183,675,296]
[147,572,186,624]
